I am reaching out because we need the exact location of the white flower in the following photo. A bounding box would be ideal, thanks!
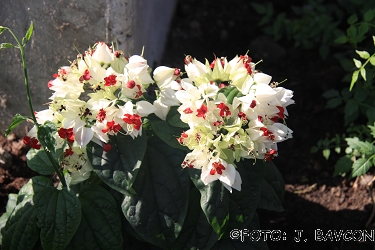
[73,117,94,148]
[91,42,113,64]
[153,99,170,120]
[126,55,154,85]
[201,158,242,193]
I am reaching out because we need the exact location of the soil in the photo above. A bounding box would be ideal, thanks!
[1,0,375,249]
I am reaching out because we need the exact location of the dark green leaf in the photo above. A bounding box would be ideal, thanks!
[344,99,358,118]
[172,188,219,250]
[121,137,190,249]
[364,10,375,22]
[24,22,34,42]
[347,25,357,42]
[87,132,147,195]
[319,45,329,60]
[167,106,189,128]
[37,121,57,153]
[347,14,358,25]
[334,35,347,44]
[250,3,266,14]
[223,160,265,236]
[26,148,56,175]
[211,213,269,250]
[32,176,81,250]
[263,161,285,202]
[358,23,369,37]
[1,197,39,250]
[333,155,353,176]
[189,168,230,239]
[322,89,340,99]
[151,120,187,150]
[354,87,368,102]
[325,97,342,108]
[310,146,319,153]
[67,184,122,250]
[351,157,373,178]
[5,114,28,136]
[258,175,284,212]
[0,194,18,243]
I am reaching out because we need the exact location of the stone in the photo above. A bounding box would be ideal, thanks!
[0,0,176,136]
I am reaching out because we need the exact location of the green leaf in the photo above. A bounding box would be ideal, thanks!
[37,121,57,153]
[364,10,375,22]
[325,97,342,108]
[226,87,240,104]
[310,146,319,153]
[189,168,230,238]
[0,26,7,35]
[360,67,367,81]
[166,106,189,128]
[369,124,375,138]
[26,148,56,175]
[370,56,375,66]
[333,155,353,176]
[257,161,284,212]
[0,43,15,49]
[172,188,219,250]
[322,148,330,160]
[351,157,373,178]
[350,70,359,90]
[344,99,359,124]
[24,22,34,42]
[356,50,370,59]
[345,137,375,155]
[334,35,347,44]
[121,137,190,249]
[211,213,268,250]
[322,89,340,99]
[0,194,18,244]
[66,184,122,250]
[32,176,81,250]
[347,14,358,25]
[151,120,187,150]
[1,195,39,250]
[87,132,147,195]
[347,25,357,42]
[353,58,362,68]
[5,114,28,136]
[250,3,266,14]
[354,87,368,102]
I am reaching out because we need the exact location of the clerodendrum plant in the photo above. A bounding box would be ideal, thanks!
[0,22,294,249]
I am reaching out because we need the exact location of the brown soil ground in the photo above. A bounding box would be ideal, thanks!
[1,0,375,249]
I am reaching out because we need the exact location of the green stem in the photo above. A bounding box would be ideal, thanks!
[7,28,37,123]
[6,25,67,187]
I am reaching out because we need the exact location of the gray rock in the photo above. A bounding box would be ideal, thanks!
[0,0,176,136]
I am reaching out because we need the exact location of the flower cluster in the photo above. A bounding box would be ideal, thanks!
[25,42,294,191]
[26,42,156,184]
[153,55,294,192]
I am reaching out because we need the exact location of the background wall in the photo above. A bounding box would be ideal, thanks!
[0,0,176,135]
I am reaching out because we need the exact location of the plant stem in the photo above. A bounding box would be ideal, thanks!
[7,28,37,123]
[6,25,67,187]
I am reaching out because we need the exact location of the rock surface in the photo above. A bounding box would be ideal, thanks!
[0,0,176,135]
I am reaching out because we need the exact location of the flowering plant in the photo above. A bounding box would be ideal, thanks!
[0,23,293,249]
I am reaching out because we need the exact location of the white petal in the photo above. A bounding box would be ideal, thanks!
[136,100,156,116]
